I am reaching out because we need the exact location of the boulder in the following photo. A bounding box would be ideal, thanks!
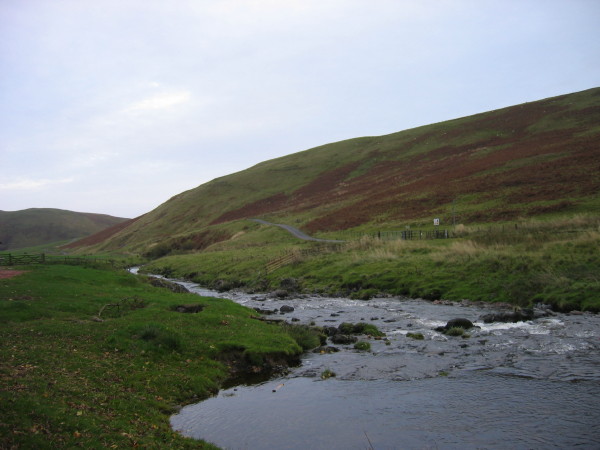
[330,334,358,345]
[323,326,339,336]
[435,318,474,332]
[279,305,295,313]
[480,309,534,323]
[312,346,340,354]
[254,308,278,315]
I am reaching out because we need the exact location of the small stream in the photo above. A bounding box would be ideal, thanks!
[136,271,600,449]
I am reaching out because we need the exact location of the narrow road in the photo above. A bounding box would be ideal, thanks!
[251,219,345,243]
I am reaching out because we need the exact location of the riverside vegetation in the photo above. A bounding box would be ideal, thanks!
[65,88,600,312]
[142,214,600,313]
[0,264,325,448]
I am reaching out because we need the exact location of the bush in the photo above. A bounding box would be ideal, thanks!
[354,341,371,351]
[406,332,424,340]
[281,324,324,350]
[338,322,385,337]
[445,327,465,337]
[321,369,336,379]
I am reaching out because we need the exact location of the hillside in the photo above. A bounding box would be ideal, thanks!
[0,208,129,251]
[71,87,600,255]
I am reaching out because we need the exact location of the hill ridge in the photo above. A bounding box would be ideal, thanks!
[69,87,600,254]
[0,208,129,251]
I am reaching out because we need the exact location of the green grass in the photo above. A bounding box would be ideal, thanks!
[353,341,371,351]
[406,332,425,340]
[142,215,600,312]
[0,265,306,448]
[445,327,466,337]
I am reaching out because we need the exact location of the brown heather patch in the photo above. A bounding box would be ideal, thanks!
[210,162,361,224]
[210,193,289,225]
[62,217,142,248]
[304,124,599,232]
[291,161,361,205]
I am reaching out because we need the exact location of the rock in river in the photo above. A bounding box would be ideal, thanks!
[435,318,474,332]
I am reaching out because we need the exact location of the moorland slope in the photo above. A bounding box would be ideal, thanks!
[0,208,129,251]
[70,87,600,255]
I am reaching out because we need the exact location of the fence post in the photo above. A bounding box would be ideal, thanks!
[8,253,12,265]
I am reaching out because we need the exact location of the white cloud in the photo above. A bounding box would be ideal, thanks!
[122,91,192,115]
[0,177,74,191]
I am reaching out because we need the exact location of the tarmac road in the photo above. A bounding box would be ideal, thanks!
[251,219,344,243]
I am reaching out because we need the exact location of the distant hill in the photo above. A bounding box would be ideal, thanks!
[70,87,600,254]
[0,208,129,251]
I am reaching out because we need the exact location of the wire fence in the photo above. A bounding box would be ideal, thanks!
[341,229,452,241]
[0,253,117,267]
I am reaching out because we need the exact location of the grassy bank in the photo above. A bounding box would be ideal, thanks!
[0,265,306,448]
[143,216,600,312]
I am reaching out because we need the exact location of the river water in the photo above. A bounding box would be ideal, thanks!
[150,275,600,449]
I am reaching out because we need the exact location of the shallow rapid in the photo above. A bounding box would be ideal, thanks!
[155,276,600,449]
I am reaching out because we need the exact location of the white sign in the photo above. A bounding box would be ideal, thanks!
[433,218,440,226]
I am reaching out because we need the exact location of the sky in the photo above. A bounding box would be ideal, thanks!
[1,0,599,218]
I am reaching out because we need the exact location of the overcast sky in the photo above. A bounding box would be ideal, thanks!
[1,0,599,218]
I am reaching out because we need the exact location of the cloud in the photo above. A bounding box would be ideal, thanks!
[0,177,74,191]
[122,90,192,115]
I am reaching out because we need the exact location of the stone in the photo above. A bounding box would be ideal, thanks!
[435,318,474,332]
[254,308,277,315]
[330,334,358,345]
[480,310,534,323]
[312,346,340,354]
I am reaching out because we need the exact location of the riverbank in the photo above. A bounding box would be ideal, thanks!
[171,280,600,449]
[0,264,313,448]
[141,218,600,313]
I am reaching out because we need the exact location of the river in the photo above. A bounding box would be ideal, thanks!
[136,272,600,449]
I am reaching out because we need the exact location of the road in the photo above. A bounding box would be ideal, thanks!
[251,219,345,243]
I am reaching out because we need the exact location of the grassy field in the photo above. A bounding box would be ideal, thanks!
[0,265,311,448]
[143,215,600,312]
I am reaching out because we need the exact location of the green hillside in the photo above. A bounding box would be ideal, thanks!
[62,88,600,312]
[0,208,129,251]
[72,87,600,255]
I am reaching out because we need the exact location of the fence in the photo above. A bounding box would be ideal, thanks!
[266,252,297,273]
[0,253,46,265]
[343,229,451,241]
[0,253,116,267]
[265,243,344,273]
